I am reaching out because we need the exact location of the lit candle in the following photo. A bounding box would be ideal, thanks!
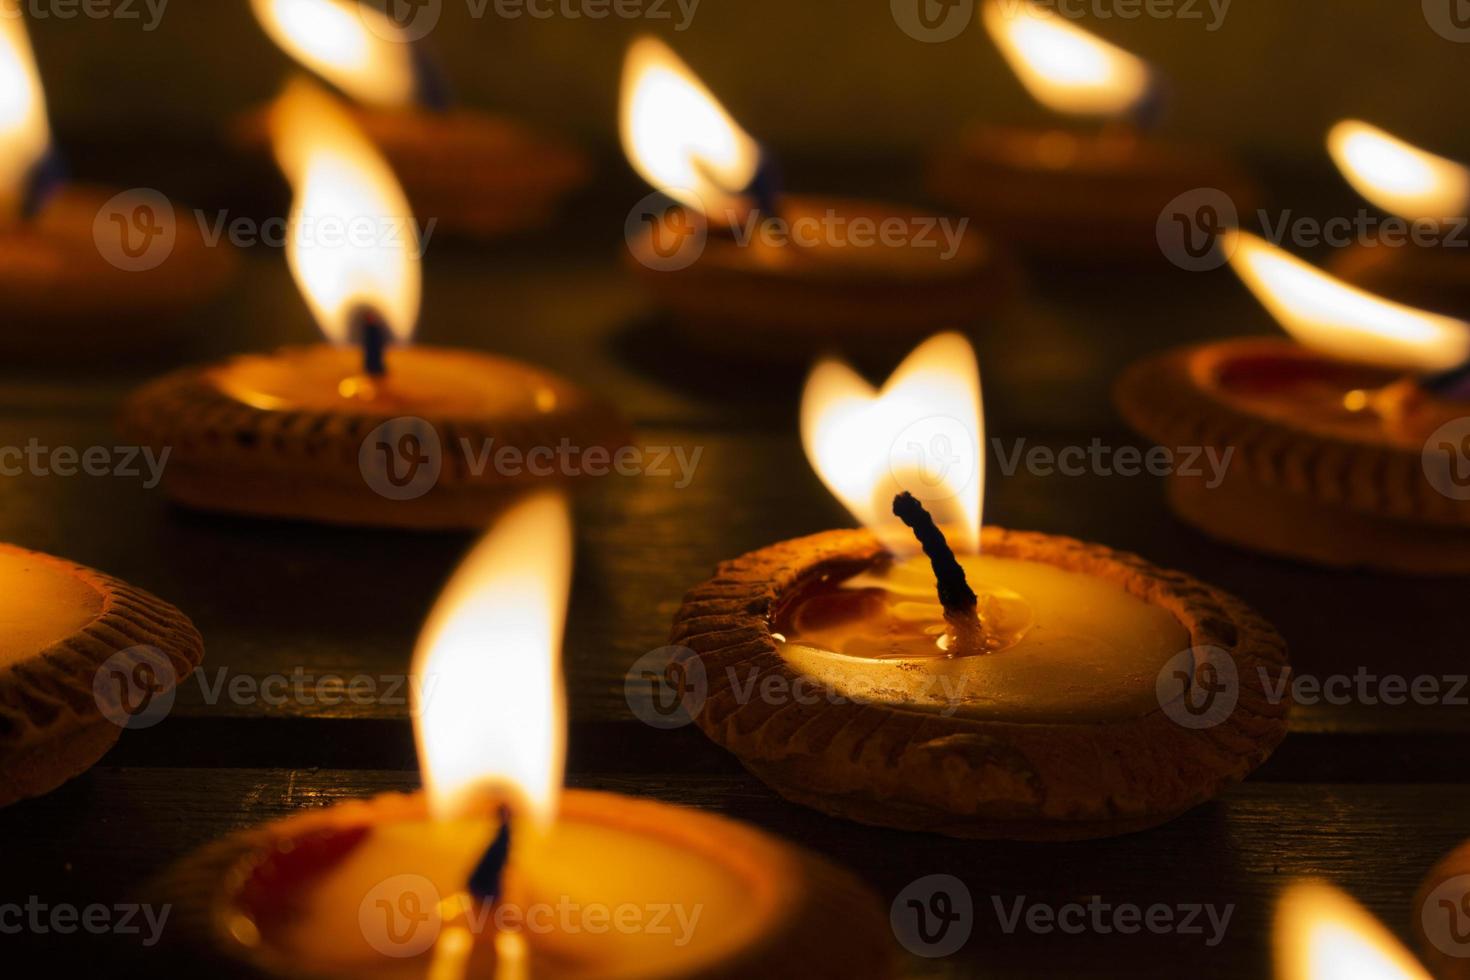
[0,543,202,807]
[928,0,1254,262]
[0,8,232,351]
[1325,119,1470,309]
[619,37,1013,360]
[159,493,891,977]
[124,82,626,529]
[241,0,586,239]
[1275,881,1431,980]
[671,333,1288,839]
[1116,230,1470,572]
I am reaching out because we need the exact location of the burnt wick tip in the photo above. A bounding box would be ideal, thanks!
[892,492,978,616]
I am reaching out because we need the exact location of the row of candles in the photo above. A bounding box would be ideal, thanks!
[1,0,1467,977]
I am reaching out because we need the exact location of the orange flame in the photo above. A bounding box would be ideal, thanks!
[252,0,417,108]
[619,36,761,216]
[1328,120,1470,223]
[0,5,51,216]
[411,492,572,826]
[1275,882,1430,980]
[982,0,1153,118]
[269,79,420,346]
[801,333,984,556]
[1226,230,1470,373]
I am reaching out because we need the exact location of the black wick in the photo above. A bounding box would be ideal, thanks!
[892,492,978,619]
[350,307,389,377]
[468,807,512,903]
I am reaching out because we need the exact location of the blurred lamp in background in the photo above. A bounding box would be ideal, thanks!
[928,0,1255,264]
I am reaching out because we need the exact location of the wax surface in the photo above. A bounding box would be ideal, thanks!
[777,554,1188,723]
[258,812,763,977]
[210,345,570,419]
[0,551,102,669]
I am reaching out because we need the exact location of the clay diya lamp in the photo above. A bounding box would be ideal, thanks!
[123,82,625,530]
[1325,119,1470,312]
[156,493,890,978]
[238,0,587,239]
[1117,229,1470,573]
[0,11,233,356]
[1413,840,1470,978]
[1275,880,1434,980]
[669,333,1288,840]
[927,0,1255,263]
[619,36,1014,360]
[0,542,203,806]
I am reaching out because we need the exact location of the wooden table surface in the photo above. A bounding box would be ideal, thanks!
[2,158,1466,977]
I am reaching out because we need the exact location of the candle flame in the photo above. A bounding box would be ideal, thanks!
[412,492,572,827]
[251,0,417,108]
[1225,230,1470,373]
[1275,882,1430,980]
[0,4,50,216]
[1327,120,1470,223]
[619,35,761,216]
[801,333,983,557]
[982,0,1153,118]
[269,79,420,346]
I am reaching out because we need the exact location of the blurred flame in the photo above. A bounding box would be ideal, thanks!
[619,36,761,216]
[411,492,572,827]
[801,333,983,557]
[1274,882,1430,980]
[1327,120,1470,223]
[1226,230,1470,373]
[269,80,420,345]
[0,5,50,214]
[252,0,417,108]
[982,0,1153,118]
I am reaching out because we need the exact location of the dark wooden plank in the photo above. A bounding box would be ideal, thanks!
[1,768,1462,978]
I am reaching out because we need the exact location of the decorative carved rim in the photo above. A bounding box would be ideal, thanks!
[151,789,892,980]
[0,544,204,805]
[669,528,1289,839]
[1115,337,1470,527]
[119,347,630,490]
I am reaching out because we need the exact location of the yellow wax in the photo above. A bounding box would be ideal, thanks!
[778,554,1188,724]
[208,345,568,420]
[0,550,102,669]
[256,810,765,978]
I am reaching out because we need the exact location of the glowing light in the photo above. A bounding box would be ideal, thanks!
[0,6,51,215]
[801,333,983,556]
[619,36,761,216]
[269,80,420,345]
[1328,120,1470,223]
[251,0,417,108]
[1226,229,1470,373]
[1275,881,1430,980]
[411,492,572,826]
[982,0,1153,118]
